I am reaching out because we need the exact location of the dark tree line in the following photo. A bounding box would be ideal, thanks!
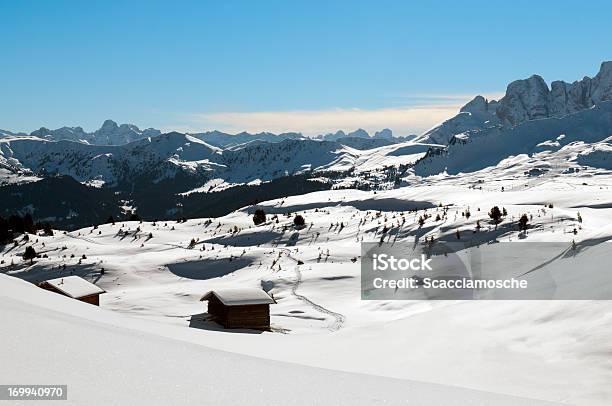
[0,214,53,244]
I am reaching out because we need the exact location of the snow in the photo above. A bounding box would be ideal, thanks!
[0,132,432,189]
[201,288,275,305]
[3,179,612,404]
[0,275,553,406]
[41,275,105,298]
[412,100,612,177]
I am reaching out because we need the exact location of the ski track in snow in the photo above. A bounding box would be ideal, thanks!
[291,264,345,332]
[281,248,346,332]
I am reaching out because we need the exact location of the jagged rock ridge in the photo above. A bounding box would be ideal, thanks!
[422,61,612,144]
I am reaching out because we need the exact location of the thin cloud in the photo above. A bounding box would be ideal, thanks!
[385,92,506,104]
[164,92,505,136]
[178,104,458,137]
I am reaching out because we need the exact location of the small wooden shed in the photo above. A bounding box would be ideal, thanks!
[39,276,105,306]
[200,288,276,330]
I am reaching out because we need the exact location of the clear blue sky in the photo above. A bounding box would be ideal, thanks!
[1,0,611,136]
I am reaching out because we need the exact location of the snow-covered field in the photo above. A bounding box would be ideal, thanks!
[1,275,556,406]
[3,172,612,405]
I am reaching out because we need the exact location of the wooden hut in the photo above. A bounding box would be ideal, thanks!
[39,276,105,306]
[200,288,276,330]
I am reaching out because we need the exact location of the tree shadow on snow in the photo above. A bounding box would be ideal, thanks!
[7,262,102,285]
[204,231,283,247]
[247,198,435,214]
[167,257,253,280]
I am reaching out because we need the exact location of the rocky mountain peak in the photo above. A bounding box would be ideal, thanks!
[421,61,612,144]
[374,128,393,139]
[460,95,489,113]
[347,128,369,138]
[100,119,119,131]
[496,75,550,126]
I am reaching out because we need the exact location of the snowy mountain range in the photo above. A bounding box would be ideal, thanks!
[29,119,162,145]
[0,132,429,188]
[2,61,612,227]
[9,119,407,149]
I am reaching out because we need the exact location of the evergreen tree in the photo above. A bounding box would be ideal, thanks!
[42,223,54,236]
[293,215,306,227]
[489,206,502,227]
[9,215,24,234]
[23,213,36,234]
[253,209,266,225]
[518,213,529,231]
[0,216,9,243]
[23,246,37,264]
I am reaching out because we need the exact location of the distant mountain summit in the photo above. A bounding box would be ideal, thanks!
[21,122,403,147]
[94,119,162,145]
[421,61,612,144]
[30,119,161,145]
[316,128,397,141]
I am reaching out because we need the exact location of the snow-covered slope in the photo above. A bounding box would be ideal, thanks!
[413,100,612,177]
[576,140,612,170]
[0,128,27,138]
[0,133,432,189]
[192,130,306,148]
[0,133,225,186]
[4,179,612,404]
[2,276,552,406]
[220,138,432,184]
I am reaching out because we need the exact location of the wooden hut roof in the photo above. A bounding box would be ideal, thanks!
[41,276,105,299]
[200,288,275,306]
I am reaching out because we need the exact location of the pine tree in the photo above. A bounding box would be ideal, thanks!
[42,223,54,236]
[23,213,36,234]
[294,215,306,227]
[0,216,8,243]
[23,246,36,265]
[489,206,502,228]
[253,209,266,225]
[518,214,529,231]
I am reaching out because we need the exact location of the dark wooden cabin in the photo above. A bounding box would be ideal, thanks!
[200,288,276,330]
[39,275,105,306]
